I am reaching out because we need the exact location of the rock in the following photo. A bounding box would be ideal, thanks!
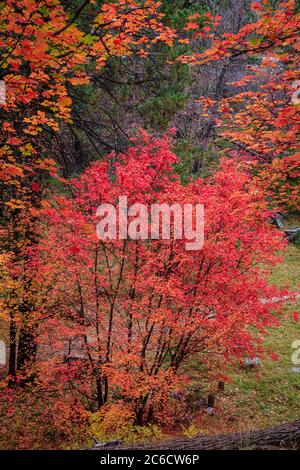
[284,228,300,243]
[89,437,123,449]
[63,354,89,363]
[0,340,6,365]
[271,213,284,229]
[242,357,261,370]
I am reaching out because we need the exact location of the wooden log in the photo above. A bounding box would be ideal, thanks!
[96,419,300,450]
[284,228,300,243]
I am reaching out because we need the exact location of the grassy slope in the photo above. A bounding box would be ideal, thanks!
[195,240,300,436]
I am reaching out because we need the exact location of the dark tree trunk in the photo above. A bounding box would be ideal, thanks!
[8,319,17,380]
[14,182,40,377]
[218,381,225,392]
[207,394,215,408]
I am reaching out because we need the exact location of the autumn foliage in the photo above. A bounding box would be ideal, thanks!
[0,132,286,445]
[184,0,300,210]
[0,0,177,380]
[0,0,299,450]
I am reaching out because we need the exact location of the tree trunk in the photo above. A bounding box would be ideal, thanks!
[17,325,37,372]
[8,318,17,380]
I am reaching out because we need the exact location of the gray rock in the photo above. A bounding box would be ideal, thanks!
[244,357,261,367]
[271,213,284,229]
[284,228,300,243]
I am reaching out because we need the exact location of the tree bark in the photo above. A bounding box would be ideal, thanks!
[17,325,37,372]
[8,318,17,380]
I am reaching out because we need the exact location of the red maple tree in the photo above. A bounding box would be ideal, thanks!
[30,132,287,426]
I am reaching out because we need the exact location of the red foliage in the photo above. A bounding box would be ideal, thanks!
[0,0,176,194]
[184,0,300,210]
[26,132,287,427]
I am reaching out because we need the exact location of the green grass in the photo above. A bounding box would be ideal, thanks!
[222,315,300,431]
[188,217,300,436]
[269,243,300,289]
[214,225,300,433]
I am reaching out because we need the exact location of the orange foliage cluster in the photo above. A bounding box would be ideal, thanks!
[0,0,176,193]
[0,0,299,449]
[184,0,300,210]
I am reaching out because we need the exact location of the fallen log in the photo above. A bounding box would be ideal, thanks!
[93,419,300,450]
